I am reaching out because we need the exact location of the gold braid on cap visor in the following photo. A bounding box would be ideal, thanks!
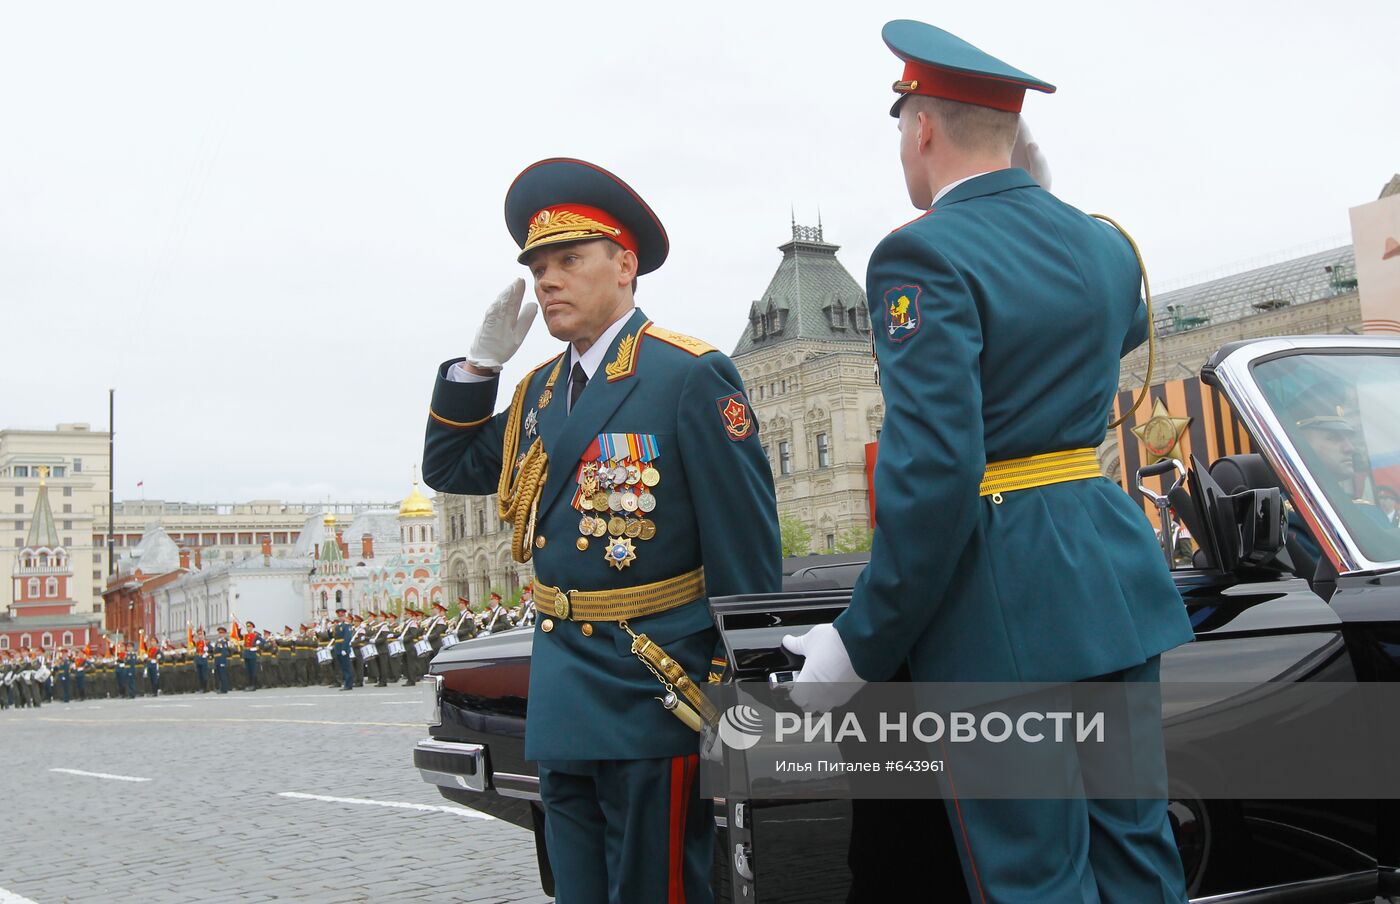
[523,208,622,254]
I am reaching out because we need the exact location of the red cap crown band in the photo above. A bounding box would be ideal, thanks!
[895,61,1028,113]
[521,203,637,260]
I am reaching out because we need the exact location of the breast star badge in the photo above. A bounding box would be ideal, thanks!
[1131,399,1191,463]
[524,408,538,438]
[604,536,637,570]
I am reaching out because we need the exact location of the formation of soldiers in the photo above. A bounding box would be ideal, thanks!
[0,589,535,707]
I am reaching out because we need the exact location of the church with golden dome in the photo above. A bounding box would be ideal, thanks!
[360,473,444,615]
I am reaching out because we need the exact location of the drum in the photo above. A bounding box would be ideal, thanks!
[357,645,373,661]
[315,648,332,664]
[439,634,458,650]
[413,639,433,657]
[387,640,405,657]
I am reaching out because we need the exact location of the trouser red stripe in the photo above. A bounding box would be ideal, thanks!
[667,754,696,904]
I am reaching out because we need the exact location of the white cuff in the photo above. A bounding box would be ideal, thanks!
[447,362,496,384]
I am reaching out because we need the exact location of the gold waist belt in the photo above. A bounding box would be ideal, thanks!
[979,448,1102,499]
[535,568,705,621]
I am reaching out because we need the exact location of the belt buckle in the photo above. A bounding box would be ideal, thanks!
[554,589,572,620]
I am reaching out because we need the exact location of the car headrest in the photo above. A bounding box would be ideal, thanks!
[1209,454,1280,495]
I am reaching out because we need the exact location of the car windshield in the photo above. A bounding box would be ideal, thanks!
[1254,352,1400,566]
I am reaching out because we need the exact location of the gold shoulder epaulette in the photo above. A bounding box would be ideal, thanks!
[644,324,716,357]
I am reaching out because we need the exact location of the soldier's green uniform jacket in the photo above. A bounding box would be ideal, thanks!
[423,309,780,761]
[832,166,1195,685]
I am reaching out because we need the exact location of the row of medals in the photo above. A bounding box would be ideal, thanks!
[577,459,660,566]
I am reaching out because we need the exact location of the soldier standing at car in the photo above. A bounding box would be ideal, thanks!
[782,21,1193,903]
[422,157,780,903]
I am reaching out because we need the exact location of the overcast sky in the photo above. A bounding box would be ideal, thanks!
[2,1,1395,505]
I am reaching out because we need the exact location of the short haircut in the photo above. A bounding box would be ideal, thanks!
[902,95,1020,156]
[599,239,640,296]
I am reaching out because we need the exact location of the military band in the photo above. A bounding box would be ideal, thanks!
[0,602,525,708]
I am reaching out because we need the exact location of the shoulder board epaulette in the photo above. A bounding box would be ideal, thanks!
[644,324,716,357]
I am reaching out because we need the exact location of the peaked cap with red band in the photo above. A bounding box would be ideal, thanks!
[505,158,669,275]
[883,20,1055,117]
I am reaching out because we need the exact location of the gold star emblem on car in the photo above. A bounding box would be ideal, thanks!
[1131,399,1191,463]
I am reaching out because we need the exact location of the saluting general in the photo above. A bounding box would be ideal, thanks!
[422,158,779,903]
[783,20,1193,904]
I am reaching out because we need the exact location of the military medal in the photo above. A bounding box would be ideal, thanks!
[592,518,607,537]
[608,491,624,512]
[624,519,642,538]
[580,515,595,535]
[638,519,656,540]
[637,492,656,513]
[524,408,539,438]
[605,536,637,570]
[607,515,627,536]
[538,355,565,409]
[641,466,660,487]
[621,492,639,513]
[592,490,610,511]
[626,464,641,485]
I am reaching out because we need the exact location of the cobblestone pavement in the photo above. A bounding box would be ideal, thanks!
[0,686,551,904]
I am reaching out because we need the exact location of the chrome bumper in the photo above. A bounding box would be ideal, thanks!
[414,738,489,793]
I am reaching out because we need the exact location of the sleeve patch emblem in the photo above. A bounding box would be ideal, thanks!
[884,284,922,343]
[716,393,754,441]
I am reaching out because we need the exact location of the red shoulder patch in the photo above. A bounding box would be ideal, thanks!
[716,393,754,441]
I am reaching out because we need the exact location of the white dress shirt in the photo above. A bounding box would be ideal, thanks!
[930,171,992,208]
[447,308,635,412]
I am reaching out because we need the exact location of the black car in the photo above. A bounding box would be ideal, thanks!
[414,335,1400,902]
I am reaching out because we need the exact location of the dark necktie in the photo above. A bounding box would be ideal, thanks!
[570,361,588,411]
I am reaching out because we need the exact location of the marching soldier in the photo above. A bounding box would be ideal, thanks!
[315,618,337,688]
[145,641,161,696]
[364,614,386,687]
[114,646,131,699]
[277,626,295,687]
[348,616,367,687]
[399,608,424,687]
[451,599,479,642]
[425,602,449,656]
[783,21,1192,902]
[55,649,72,703]
[296,624,317,686]
[193,629,209,693]
[241,621,262,691]
[479,593,510,635]
[332,607,355,691]
[212,626,232,693]
[421,158,779,902]
[259,629,280,689]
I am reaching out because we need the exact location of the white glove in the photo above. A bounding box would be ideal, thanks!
[780,623,865,712]
[1011,119,1052,191]
[465,278,538,372]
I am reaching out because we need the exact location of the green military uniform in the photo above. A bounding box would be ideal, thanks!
[211,633,232,693]
[422,158,779,903]
[821,21,1193,903]
[260,633,280,688]
[332,611,355,691]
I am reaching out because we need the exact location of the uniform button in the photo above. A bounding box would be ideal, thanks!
[535,535,547,549]
[540,619,554,633]
[576,537,589,551]
[580,623,593,637]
